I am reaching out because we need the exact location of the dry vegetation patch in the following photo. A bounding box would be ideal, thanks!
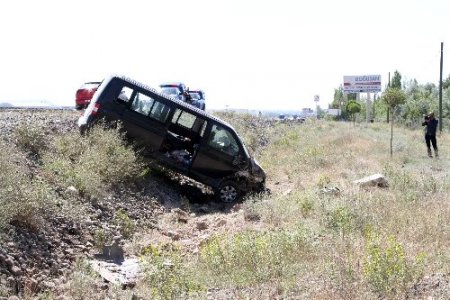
[1,111,450,299]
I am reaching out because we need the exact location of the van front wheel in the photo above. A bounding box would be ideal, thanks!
[216,181,241,203]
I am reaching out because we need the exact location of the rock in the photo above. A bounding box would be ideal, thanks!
[167,230,181,241]
[63,248,74,256]
[231,203,242,212]
[282,188,292,196]
[9,265,22,276]
[25,277,38,293]
[0,253,6,267]
[5,255,14,267]
[196,221,208,231]
[353,173,389,188]
[8,296,20,300]
[66,186,79,196]
[172,208,189,223]
[90,258,141,286]
[319,186,341,196]
[42,280,56,290]
[215,219,227,227]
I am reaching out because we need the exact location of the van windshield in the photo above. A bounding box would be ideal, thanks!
[160,87,180,97]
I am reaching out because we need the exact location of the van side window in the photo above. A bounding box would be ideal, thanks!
[131,92,154,115]
[208,125,239,156]
[172,109,196,128]
[149,100,171,122]
[118,86,133,103]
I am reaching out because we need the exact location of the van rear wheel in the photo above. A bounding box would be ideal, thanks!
[216,181,241,203]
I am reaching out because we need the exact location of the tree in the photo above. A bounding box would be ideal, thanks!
[443,74,450,90]
[382,87,407,157]
[346,100,361,124]
[387,70,402,123]
[391,70,402,89]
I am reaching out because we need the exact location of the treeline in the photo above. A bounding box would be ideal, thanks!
[329,71,450,128]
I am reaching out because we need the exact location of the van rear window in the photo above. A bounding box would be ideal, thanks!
[172,109,197,128]
[150,101,171,122]
[131,92,155,115]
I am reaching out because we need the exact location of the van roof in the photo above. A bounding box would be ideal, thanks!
[106,74,233,129]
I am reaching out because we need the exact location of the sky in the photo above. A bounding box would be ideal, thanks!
[1,0,449,111]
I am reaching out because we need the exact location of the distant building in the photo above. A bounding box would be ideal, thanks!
[300,108,314,118]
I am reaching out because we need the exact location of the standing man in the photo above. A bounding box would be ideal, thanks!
[422,112,439,158]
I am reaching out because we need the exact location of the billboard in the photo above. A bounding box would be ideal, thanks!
[343,75,381,93]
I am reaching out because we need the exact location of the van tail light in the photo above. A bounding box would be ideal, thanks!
[92,103,101,115]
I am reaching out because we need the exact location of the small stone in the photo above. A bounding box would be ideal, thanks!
[100,282,109,290]
[42,281,56,290]
[66,186,79,196]
[63,248,74,256]
[215,219,227,227]
[196,221,208,231]
[9,265,22,276]
[167,230,181,241]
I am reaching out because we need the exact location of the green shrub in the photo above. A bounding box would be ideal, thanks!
[298,195,314,217]
[0,142,55,230]
[325,206,356,237]
[13,123,49,156]
[363,234,425,298]
[141,243,203,299]
[317,173,331,188]
[42,125,143,198]
[93,228,109,250]
[200,227,309,285]
[113,209,135,238]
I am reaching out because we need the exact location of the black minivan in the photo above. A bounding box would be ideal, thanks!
[78,75,266,202]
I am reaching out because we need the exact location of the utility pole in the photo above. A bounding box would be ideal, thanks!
[439,42,443,132]
[387,72,390,123]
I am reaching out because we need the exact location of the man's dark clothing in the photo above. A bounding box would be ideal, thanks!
[422,117,438,157]
[424,118,438,136]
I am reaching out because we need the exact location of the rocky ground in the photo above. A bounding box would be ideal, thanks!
[0,109,258,299]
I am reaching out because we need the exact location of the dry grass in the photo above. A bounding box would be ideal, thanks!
[245,119,450,298]
[167,116,449,299]
[5,112,449,299]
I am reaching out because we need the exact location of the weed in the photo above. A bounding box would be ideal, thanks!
[140,243,203,299]
[113,209,135,238]
[363,233,425,298]
[298,196,315,217]
[317,173,331,188]
[199,227,309,286]
[42,125,143,199]
[325,206,355,237]
[93,228,109,250]
[0,141,56,230]
[13,123,48,157]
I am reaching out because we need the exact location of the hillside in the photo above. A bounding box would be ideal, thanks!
[0,109,449,299]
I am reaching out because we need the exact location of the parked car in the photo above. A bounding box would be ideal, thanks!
[75,82,101,110]
[188,89,206,111]
[159,82,188,102]
[78,75,266,202]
